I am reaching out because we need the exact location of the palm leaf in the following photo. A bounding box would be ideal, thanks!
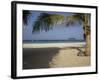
[32,12,90,37]
[65,13,85,26]
[23,10,31,25]
[32,13,65,32]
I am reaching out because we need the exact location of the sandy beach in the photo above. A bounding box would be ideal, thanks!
[23,42,86,48]
[23,42,90,69]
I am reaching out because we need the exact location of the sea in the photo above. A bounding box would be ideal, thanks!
[23,40,86,44]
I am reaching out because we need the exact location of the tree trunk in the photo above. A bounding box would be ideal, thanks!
[84,14,90,56]
[85,34,91,56]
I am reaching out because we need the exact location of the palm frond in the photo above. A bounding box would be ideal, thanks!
[65,13,85,26]
[32,13,65,32]
[23,10,31,25]
[32,12,91,38]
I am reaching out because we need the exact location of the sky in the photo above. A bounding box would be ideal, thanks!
[23,10,84,40]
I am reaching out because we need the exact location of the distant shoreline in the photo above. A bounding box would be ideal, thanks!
[23,40,85,44]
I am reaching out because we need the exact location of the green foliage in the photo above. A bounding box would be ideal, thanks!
[32,13,65,32]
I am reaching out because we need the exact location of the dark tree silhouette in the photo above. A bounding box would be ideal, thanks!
[23,10,31,25]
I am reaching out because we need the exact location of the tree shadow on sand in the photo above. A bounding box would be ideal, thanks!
[23,47,60,69]
[23,47,86,69]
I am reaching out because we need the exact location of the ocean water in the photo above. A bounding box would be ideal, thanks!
[23,40,85,44]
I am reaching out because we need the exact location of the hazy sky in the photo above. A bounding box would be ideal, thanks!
[23,11,84,40]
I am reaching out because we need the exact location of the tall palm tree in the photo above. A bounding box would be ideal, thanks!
[32,13,91,56]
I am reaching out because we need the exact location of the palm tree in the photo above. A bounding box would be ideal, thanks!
[32,12,91,56]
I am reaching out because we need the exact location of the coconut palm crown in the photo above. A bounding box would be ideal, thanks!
[32,13,90,37]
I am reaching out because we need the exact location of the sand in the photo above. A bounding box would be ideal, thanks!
[49,47,90,68]
[23,42,86,48]
[23,43,90,69]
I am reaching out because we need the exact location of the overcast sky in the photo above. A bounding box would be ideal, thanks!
[23,11,84,40]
